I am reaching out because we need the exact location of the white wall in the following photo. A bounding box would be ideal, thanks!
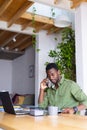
[0,47,35,94]
[75,2,87,94]
[0,60,12,92]
[12,46,35,94]
[35,30,61,105]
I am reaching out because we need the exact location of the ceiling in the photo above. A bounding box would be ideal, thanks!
[0,29,33,60]
[0,0,86,60]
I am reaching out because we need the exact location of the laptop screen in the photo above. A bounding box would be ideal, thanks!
[0,91,16,114]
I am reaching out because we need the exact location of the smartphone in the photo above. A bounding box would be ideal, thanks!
[46,79,53,88]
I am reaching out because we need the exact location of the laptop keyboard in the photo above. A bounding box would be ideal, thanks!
[15,108,30,113]
[15,109,30,114]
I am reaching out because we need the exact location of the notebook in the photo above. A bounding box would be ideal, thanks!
[0,91,30,115]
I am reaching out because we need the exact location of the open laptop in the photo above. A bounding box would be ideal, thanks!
[0,91,30,115]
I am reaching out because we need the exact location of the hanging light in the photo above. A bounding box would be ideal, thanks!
[13,37,16,42]
[54,15,71,28]
[12,33,19,42]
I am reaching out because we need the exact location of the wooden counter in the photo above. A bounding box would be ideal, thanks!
[0,112,87,130]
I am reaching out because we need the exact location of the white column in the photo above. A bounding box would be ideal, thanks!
[35,30,57,105]
[75,2,87,94]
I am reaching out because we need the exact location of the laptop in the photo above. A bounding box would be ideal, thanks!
[0,91,30,115]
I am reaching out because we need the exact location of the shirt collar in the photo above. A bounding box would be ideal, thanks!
[51,84,55,89]
[58,74,65,86]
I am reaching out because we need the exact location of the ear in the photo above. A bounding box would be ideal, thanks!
[58,70,61,75]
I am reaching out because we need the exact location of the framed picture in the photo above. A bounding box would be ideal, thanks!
[29,65,34,78]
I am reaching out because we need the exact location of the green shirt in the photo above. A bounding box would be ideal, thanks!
[39,75,87,110]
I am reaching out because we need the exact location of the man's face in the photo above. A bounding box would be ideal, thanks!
[46,68,60,84]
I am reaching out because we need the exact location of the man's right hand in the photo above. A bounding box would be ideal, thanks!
[38,78,49,104]
[40,78,49,90]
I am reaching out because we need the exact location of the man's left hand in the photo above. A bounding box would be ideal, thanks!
[62,108,74,114]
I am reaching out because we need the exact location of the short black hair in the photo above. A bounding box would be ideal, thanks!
[46,63,58,72]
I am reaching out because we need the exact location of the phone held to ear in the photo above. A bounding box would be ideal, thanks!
[45,79,53,92]
[46,79,53,88]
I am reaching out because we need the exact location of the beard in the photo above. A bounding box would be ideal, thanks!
[51,79,58,84]
[51,77,60,84]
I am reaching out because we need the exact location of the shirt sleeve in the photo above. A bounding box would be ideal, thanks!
[71,81,87,107]
[38,93,49,109]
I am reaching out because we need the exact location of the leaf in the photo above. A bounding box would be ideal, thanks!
[45,27,76,81]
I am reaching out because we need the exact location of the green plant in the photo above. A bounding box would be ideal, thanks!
[50,7,55,18]
[32,7,40,52]
[46,27,76,81]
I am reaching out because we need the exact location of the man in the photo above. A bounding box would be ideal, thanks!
[38,63,87,114]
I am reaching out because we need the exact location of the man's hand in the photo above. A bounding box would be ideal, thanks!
[38,78,49,104]
[62,104,86,114]
[62,108,75,114]
[40,78,48,90]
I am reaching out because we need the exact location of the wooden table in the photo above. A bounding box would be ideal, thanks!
[0,112,87,130]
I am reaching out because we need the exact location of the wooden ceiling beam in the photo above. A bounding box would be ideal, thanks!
[1,33,19,47]
[71,0,81,8]
[21,21,33,30]
[8,1,33,27]
[35,24,46,32]
[41,24,54,30]
[21,12,54,25]
[18,40,32,51]
[0,30,6,38]
[35,24,52,32]
[71,0,87,8]
[40,24,51,29]
[54,0,58,4]
[47,27,62,35]
[0,0,12,16]
[10,36,31,49]
[54,28,64,33]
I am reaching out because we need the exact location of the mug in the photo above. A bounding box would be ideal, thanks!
[48,106,58,115]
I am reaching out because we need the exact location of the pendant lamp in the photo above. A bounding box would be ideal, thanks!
[54,15,71,28]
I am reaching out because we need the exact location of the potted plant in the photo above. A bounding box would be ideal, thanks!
[46,27,76,81]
